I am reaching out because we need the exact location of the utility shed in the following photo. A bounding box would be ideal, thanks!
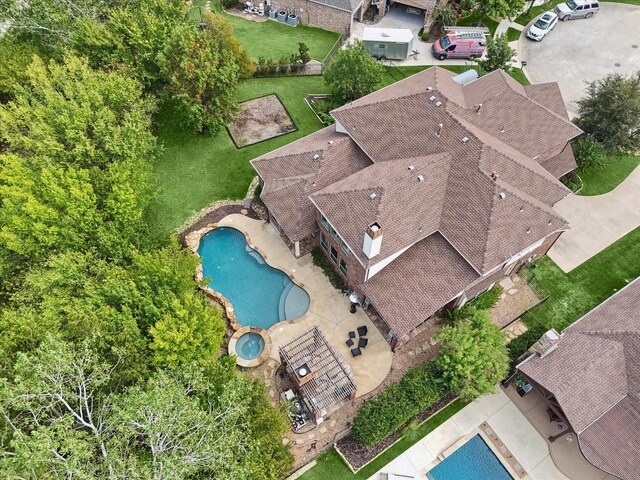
[362,27,414,60]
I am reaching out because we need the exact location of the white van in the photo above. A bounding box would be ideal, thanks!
[555,0,600,20]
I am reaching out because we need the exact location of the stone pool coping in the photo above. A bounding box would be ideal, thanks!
[228,326,272,368]
[184,222,309,362]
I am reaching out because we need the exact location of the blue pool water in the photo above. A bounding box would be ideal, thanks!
[198,227,310,330]
[235,332,265,360]
[426,435,513,480]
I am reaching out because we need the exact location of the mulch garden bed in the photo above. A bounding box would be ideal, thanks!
[227,94,297,147]
[335,393,457,471]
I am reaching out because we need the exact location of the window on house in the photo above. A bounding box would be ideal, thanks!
[341,241,350,256]
[331,227,339,241]
[330,246,338,263]
[321,215,329,229]
[321,233,328,250]
[339,258,347,275]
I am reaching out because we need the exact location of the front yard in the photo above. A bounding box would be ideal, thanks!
[576,153,640,196]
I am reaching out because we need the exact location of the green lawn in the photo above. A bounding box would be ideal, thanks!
[456,10,500,36]
[506,27,522,42]
[192,0,340,61]
[515,0,565,25]
[509,227,640,363]
[577,154,640,196]
[149,75,329,235]
[298,400,468,480]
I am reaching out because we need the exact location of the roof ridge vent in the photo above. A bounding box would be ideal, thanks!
[312,153,320,160]
[408,165,415,170]
[461,136,469,144]
[426,86,433,91]
[418,175,425,182]
[476,103,483,114]
[369,193,377,200]
[498,192,506,200]
[435,101,442,107]
[429,95,436,102]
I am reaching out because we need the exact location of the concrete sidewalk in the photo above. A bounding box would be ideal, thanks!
[548,165,640,272]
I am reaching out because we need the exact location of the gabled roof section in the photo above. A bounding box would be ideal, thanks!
[251,127,372,241]
[524,82,570,120]
[310,153,452,265]
[363,233,479,339]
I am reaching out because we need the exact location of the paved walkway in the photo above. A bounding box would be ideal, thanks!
[548,164,640,272]
[368,388,570,480]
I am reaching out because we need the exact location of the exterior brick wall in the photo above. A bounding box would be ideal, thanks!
[314,212,367,292]
[269,0,353,35]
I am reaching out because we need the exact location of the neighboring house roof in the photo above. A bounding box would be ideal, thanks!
[362,232,479,338]
[518,278,640,480]
[251,127,372,242]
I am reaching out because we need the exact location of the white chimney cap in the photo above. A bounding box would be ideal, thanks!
[370,224,379,232]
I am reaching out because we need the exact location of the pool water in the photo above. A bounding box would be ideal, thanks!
[426,435,513,480]
[235,332,265,360]
[198,227,310,330]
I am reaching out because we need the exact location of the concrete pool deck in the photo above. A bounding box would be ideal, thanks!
[368,387,572,480]
[210,214,394,397]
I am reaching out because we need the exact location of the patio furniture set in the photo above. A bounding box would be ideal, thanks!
[346,325,368,357]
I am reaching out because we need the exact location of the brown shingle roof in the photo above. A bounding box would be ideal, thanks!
[518,278,640,480]
[251,127,372,241]
[541,142,578,179]
[310,153,452,265]
[524,82,570,120]
[362,233,479,338]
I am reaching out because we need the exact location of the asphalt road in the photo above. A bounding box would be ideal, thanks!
[519,3,640,117]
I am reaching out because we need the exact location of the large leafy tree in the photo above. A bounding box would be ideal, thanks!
[158,12,254,133]
[478,33,516,73]
[0,54,157,284]
[435,310,509,400]
[324,41,385,104]
[478,0,525,20]
[576,72,640,152]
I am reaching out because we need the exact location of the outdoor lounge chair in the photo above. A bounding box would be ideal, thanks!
[348,331,356,339]
[351,347,361,357]
[346,338,354,347]
[357,325,368,337]
[358,337,368,348]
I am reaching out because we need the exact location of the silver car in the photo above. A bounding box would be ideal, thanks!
[555,0,600,20]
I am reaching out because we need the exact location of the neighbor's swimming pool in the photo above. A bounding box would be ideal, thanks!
[198,227,310,330]
[426,435,513,480]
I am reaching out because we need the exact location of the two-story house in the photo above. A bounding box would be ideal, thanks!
[251,67,582,348]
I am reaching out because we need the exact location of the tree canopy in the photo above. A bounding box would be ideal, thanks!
[324,41,385,104]
[478,0,525,20]
[478,33,516,73]
[576,72,640,152]
[435,310,509,400]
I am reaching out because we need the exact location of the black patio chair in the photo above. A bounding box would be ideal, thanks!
[357,325,368,337]
[358,337,368,349]
[346,338,354,347]
[351,347,361,357]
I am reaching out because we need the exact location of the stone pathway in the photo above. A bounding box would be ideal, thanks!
[548,164,640,272]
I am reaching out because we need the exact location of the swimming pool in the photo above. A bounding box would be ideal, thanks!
[426,435,513,480]
[198,227,310,330]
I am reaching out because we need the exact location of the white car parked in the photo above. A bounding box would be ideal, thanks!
[526,11,559,41]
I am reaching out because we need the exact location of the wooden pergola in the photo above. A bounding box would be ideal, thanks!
[279,326,358,423]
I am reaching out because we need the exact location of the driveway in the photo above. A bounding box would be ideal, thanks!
[519,3,640,116]
[548,164,640,272]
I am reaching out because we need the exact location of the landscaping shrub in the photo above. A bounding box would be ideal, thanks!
[298,42,310,64]
[573,136,608,172]
[351,363,446,446]
[468,284,503,310]
[421,31,430,42]
[311,247,347,290]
